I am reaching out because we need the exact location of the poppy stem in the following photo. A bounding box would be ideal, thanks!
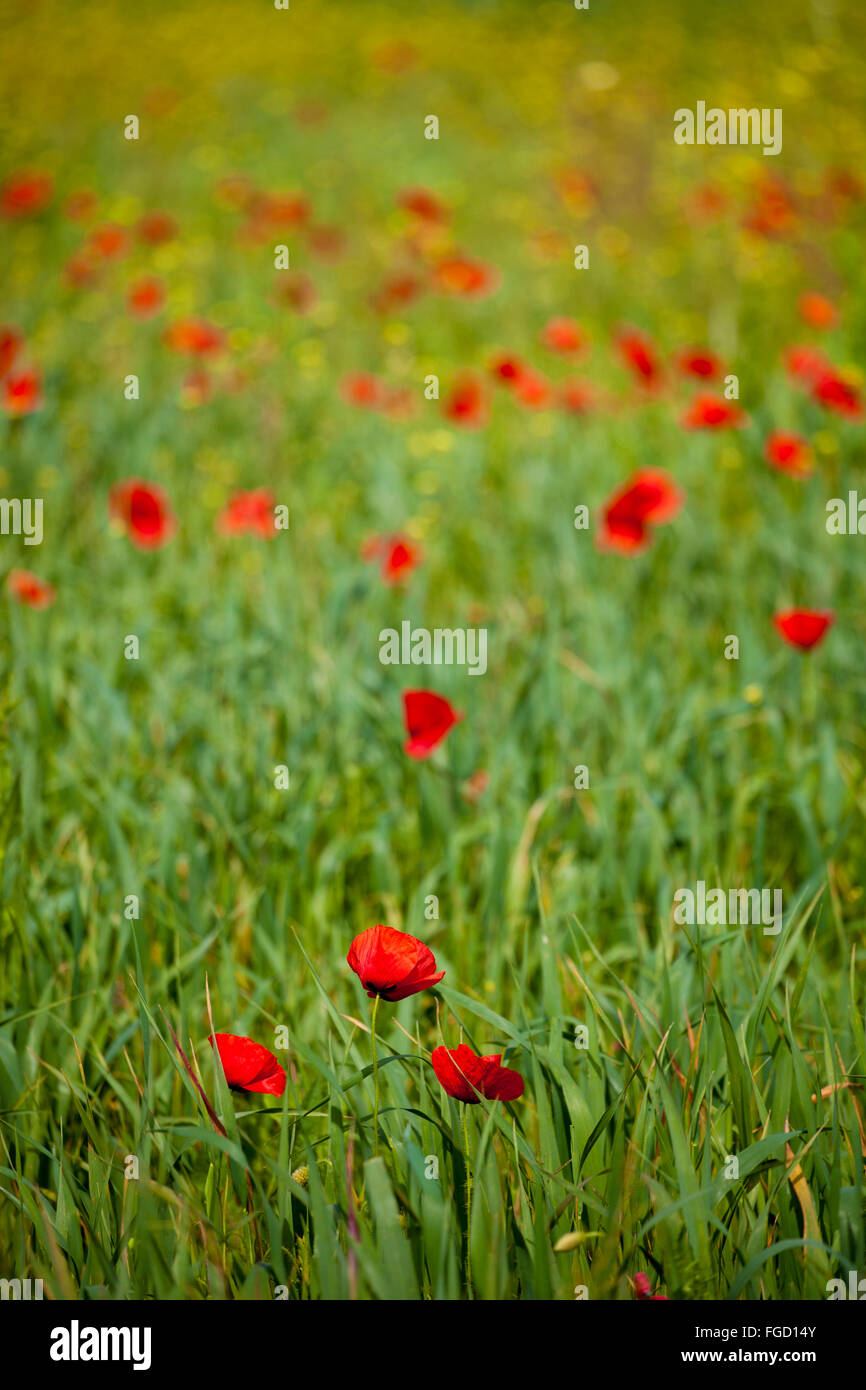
[462,1105,473,1295]
[370,994,381,1157]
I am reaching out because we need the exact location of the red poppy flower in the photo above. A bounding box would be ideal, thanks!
[254,191,311,228]
[798,291,837,331]
[0,169,53,218]
[398,187,449,223]
[403,689,463,758]
[180,369,213,407]
[784,344,829,384]
[64,252,100,288]
[489,353,527,385]
[431,1044,524,1104]
[742,176,796,239]
[137,210,178,244]
[216,488,276,539]
[774,608,834,650]
[442,372,489,429]
[598,469,684,554]
[305,224,346,260]
[811,369,863,420]
[683,181,728,222]
[558,378,595,415]
[209,1033,286,1097]
[63,189,98,222]
[164,317,225,356]
[433,256,500,298]
[764,430,812,478]
[370,271,425,315]
[0,327,22,378]
[87,223,129,259]
[513,367,554,409]
[4,369,41,416]
[615,327,661,388]
[633,1272,668,1301]
[340,371,386,409]
[273,272,317,314]
[109,478,176,550]
[680,393,747,429]
[362,533,422,585]
[127,276,165,319]
[6,569,55,609]
[541,317,586,356]
[347,924,444,1002]
[380,385,417,420]
[675,346,723,380]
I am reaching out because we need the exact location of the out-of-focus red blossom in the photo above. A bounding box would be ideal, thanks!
[304,224,346,260]
[208,1034,286,1097]
[431,1044,524,1104]
[398,186,449,223]
[371,39,418,73]
[433,255,500,298]
[764,430,812,478]
[675,346,723,380]
[216,488,276,539]
[615,327,662,388]
[4,369,41,416]
[823,168,864,205]
[215,174,255,211]
[683,181,728,221]
[180,369,213,407]
[489,353,527,385]
[633,1272,668,1301]
[109,478,176,550]
[294,100,329,126]
[6,569,55,609]
[340,371,386,410]
[164,317,225,356]
[798,291,838,331]
[254,191,311,227]
[402,689,463,758]
[680,394,747,429]
[86,223,129,259]
[273,272,317,314]
[0,328,22,377]
[558,378,595,414]
[361,533,422,585]
[774,608,834,650]
[443,372,489,428]
[381,385,417,420]
[541,317,587,356]
[784,344,829,384]
[811,369,864,420]
[347,924,444,1002]
[598,469,684,554]
[743,176,797,239]
[63,189,98,221]
[0,169,53,218]
[461,768,489,803]
[554,167,597,211]
[127,276,165,319]
[371,270,425,315]
[64,252,100,288]
[512,367,554,409]
[137,210,178,244]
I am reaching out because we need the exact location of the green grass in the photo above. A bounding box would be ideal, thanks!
[1,0,865,1300]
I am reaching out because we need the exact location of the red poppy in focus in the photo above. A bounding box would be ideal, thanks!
[774,608,834,650]
[633,1272,668,1301]
[347,924,444,1002]
[164,317,225,356]
[209,1033,286,1097]
[403,689,463,758]
[680,394,747,429]
[137,210,178,244]
[0,169,53,218]
[127,276,165,319]
[87,223,129,259]
[4,369,41,416]
[764,430,812,478]
[615,327,662,388]
[64,189,98,221]
[811,369,863,420]
[340,371,386,409]
[442,372,488,429]
[362,533,422,585]
[783,344,829,385]
[431,1044,524,1104]
[109,478,176,550]
[433,255,500,298]
[0,327,22,378]
[675,346,723,380]
[558,378,595,414]
[798,291,837,331]
[398,187,449,224]
[6,569,55,609]
[541,317,586,356]
[216,488,276,539]
[598,469,684,554]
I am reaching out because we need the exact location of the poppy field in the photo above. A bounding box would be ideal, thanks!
[1,0,866,1308]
